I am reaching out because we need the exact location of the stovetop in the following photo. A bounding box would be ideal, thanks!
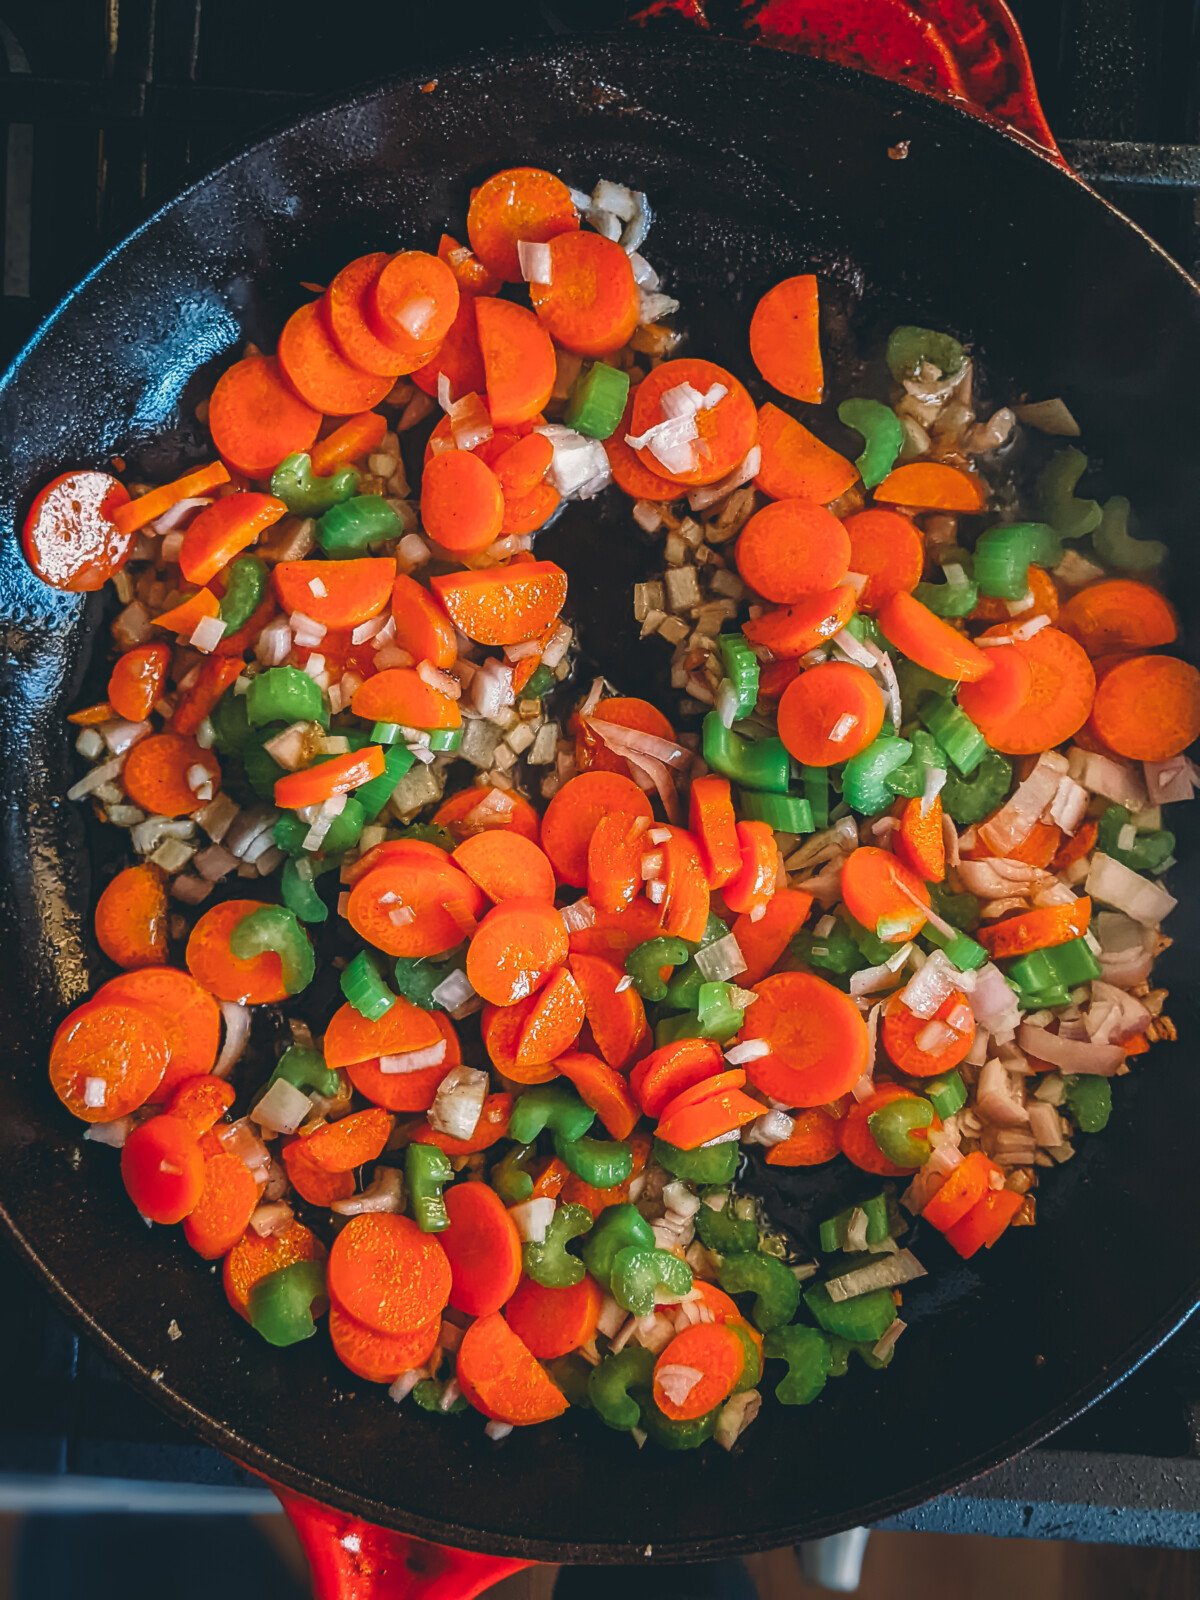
[1,0,1199,1545]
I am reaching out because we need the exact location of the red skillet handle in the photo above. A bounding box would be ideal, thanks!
[637,0,1064,165]
[278,1489,533,1600]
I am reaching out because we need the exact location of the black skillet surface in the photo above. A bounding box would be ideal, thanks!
[1,34,1199,1563]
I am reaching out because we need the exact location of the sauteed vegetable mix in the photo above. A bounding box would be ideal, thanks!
[26,167,1195,1448]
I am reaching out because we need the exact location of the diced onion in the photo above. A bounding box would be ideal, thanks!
[517,240,552,284]
[378,1039,448,1075]
[250,1077,311,1135]
[694,933,747,983]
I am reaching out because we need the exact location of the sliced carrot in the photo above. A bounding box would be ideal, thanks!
[742,584,857,657]
[576,696,677,778]
[942,1187,1023,1257]
[452,831,556,905]
[68,701,114,725]
[311,411,389,476]
[542,770,653,887]
[655,1086,765,1149]
[1059,578,1177,656]
[122,731,220,818]
[749,274,823,403]
[657,1068,746,1121]
[492,433,554,498]
[881,988,975,1077]
[390,572,457,669]
[328,1213,452,1337]
[1052,818,1099,874]
[1086,654,1200,762]
[531,231,640,355]
[346,854,483,959]
[894,793,946,883]
[344,833,475,888]
[277,300,394,414]
[301,1108,394,1173]
[653,1322,746,1420]
[754,402,857,503]
[120,1114,205,1223]
[604,392,683,501]
[467,898,568,1007]
[172,654,244,737]
[629,1036,727,1118]
[971,624,1096,754]
[501,478,561,536]
[777,660,885,766]
[721,821,779,919]
[476,297,556,428]
[736,497,850,603]
[457,1310,568,1425]
[434,784,541,844]
[555,1049,640,1139]
[689,774,742,890]
[330,1303,439,1383]
[505,1273,602,1360]
[108,642,171,723]
[731,887,813,986]
[957,641,1034,728]
[368,250,460,356]
[96,966,221,1099]
[874,461,985,512]
[185,898,291,1005]
[273,745,386,809]
[165,1074,236,1135]
[530,1158,569,1200]
[840,1084,931,1175]
[346,1013,459,1112]
[585,809,650,916]
[440,1181,523,1317]
[94,864,167,970]
[629,358,758,488]
[660,826,711,942]
[918,1150,998,1231]
[282,1137,354,1205]
[208,355,321,479]
[508,968,586,1071]
[152,586,220,636]
[223,1221,326,1320]
[412,295,487,404]
[183,1151,259,1259]
[765,1106,842,1166]
[569,951,651,1071]
[24,470,133,591]
[971,564,1059,625]
[324,254,437,378]
[843,508,924,611]
[421,450,504,555]
[109,462,230,539]
[978,896,1092,960]
[438,231,503,297]
[412,1092,512,1156]
[841,845,929,942]
[351,668,459,730]
[466,166,580,283]
[741,971,870,1107]
[431,560,567,646]
[274,558,395,630]
[49,999,168,1121]
[878,591,991,681]
[179,492,287,585]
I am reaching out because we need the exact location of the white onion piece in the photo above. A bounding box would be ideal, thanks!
[849,942,912,996]
[897,949,960,1019]
[509,1198,556,1244]
[694,933,747,983]
[517,239,552,284]
[250,1078,312,1136]
[1085,852,1176,927]
[978,750,1068,856]
[428,1064,487,1139]
[214,1002,251,1078]
[968,964,1021,1032]
[379,1039,448,1075]
[1016,1023,1125,1074]
[1143,755,1200,805]
[975,1058,1029,1128]
[1068,748,1148,810]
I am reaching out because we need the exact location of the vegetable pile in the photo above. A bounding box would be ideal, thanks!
[29,165,1193,1451]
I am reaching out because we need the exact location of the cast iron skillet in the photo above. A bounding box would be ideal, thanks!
[0,33,1198,1565]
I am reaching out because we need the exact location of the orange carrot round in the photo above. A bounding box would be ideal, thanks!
[122,732,220,818]
[476,297,557,427]
[186,898,291,1005]
[840,845,929,942]
[1086,653,1200,762]
[120,1114,205,1223]
[179,492,287,585]
[741,971,870,1107]
[94,863,168,970]
[1059,578,1177,656]
[466,167,580,283]
[328,1213,452,1337]
[688,774,742,890]
[653,1322,746,1420]
[455,1311,568,1425]
[957,641,1034,727]
[330,1303,439,1383]
[569,951,651,1071]
[273,745,386,810]
[882,988,975,1077]
[555,1049,640,1139]
[301,1108,395,1173]
[390,572,457,668]
[440,1181,523,1318]
[749,274,823,403]
[97,966,221,1098]
[656,1068,746,1122]
[843,508,925,611]
[754,402,857,503]
[368,250,460,356]
[735,497,850,602]
[721,821,779,918]
[431,560,567,646]
[971,624,1096,754]
[505,1273,603,1360]
[165,1073,236,1135]
[514,968,586,1070]
[542,770,653,887]
[412,295,487,403]
[764,1106,843,1166]
[49,999,168,1121]
[629,1036,726,1118]
[23,469,133,591]
[434,784,541,845]
[108,642,171,723]
[466,898,568,1007]
[874,461,985,512]
[277,300,394,415]
[492,432,554,497]
[347,1013,459,1112]
[208,355,321,479]
[274,558,395,630]
[878,591,992,681]
[452,830,557,905]
[420,450,504,555]
[629,358,758,488]
[182,1151,260,1259]
[347,855,483,959]
[730,887,813,987]
[531,230,640,355]
[777,661,885,766]
[742,584,857,657]
[325,992,445,1069]
[438,232,503,297]
[310,411,389,476]
[324,254,437,378]
[224,1221,326,1320]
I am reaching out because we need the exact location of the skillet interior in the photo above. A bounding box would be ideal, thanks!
[0,34,1198,1562]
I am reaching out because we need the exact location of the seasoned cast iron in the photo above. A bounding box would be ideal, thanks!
[1,23,1199,1587]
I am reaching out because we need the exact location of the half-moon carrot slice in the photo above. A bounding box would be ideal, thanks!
[972,624,1096,754]
[391,572,457,669]
[434,784,541,845]
[346,1013,460,1112]
[94,864,168,970]
[440,1182,523,1318]
[178,491,287,586]
[346,857,484,959]
[456,1311,568,1424]
[451,831,557,904]
[568,951,650,1070]
[554,1049,639,1139]
[740,971,870,1108]
[742,586,857,657]
[466,898,568,1007]
[274,558,395,630]
[431,560,567,647]
[208,355,321,479]
[330,1303,440,1382]
[476,297,556,427]
[754,402,857,503]
[122,732,221,818]
[505,1273,603,1360]
[186,898,291,1005]
[749,274,823,403]
[412,295,487,403]
[351,668,460,730]
[877,591,992,681]
[324,993,444,1068]
[368,250,460,356]
[840,845,929,942]
[223,1221,326,1320]
[1060,578,1178,657]
[874,461,985,512]
[277,301,395,414]
[324,254,438,377]
[466,166,580,283]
